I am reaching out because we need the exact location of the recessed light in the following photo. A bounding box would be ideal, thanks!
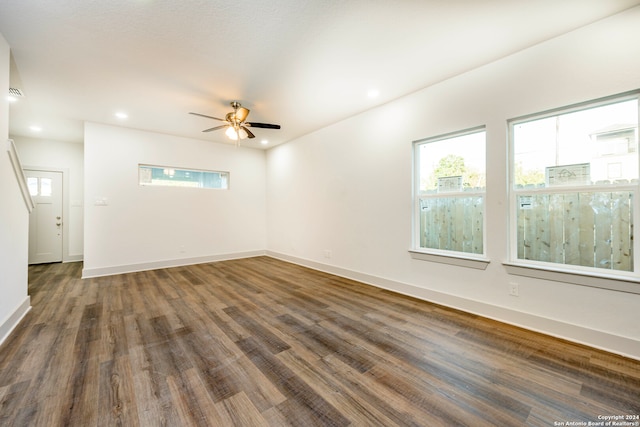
[261,140,269,145]
[30,125,42,132]
[7,95,18,103]
[367,89,380,99]
[115,112,128,119]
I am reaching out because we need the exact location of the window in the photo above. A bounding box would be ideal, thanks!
[139,165,229,189]
[27,177,38,196]
[509,92,639,275]
[413,127,486,257]
[40,178,52,196]
[27,176,52,196]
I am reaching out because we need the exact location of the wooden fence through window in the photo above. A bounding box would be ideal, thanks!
[517,191,633,271]
[419,191,634,272]
[419,196,484,255]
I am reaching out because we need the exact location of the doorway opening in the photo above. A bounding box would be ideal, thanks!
[24,170,63,264]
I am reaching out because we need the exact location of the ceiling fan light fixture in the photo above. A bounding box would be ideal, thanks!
[235,107,249,122]
[225,126,248,140]
[225,126,238,140]
[191,101,280,142]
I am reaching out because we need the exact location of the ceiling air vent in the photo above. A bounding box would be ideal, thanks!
[9,87,24,97]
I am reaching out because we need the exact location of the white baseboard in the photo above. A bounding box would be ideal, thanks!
[266,251,640,361]
[0,297,31,346]
[81,250,267,278]
[65,254,83,263]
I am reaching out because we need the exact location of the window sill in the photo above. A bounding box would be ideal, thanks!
[503,262,640,295]
[409,250,490,270]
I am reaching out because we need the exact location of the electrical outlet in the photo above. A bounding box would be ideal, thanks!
[509,282,519,297]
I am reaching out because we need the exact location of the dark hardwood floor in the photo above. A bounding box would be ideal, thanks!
[0,257,638,426]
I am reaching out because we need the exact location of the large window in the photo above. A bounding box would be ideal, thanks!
[414,127,486,256]
[509,93,639,275]
[139,164,229,189]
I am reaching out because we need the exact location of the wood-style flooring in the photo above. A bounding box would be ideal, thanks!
[0,256,638,426]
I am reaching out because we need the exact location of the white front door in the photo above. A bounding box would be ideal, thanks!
[25,170,63,264]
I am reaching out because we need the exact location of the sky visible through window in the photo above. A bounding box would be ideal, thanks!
[513,100,638,186]
[419,131,486,192]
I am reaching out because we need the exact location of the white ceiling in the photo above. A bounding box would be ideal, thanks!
[2,0,639,149]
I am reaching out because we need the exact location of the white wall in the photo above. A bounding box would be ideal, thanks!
[0,33,30,344]
[12,136,84,261]
[266,7,640,359]
[83,122,267,277]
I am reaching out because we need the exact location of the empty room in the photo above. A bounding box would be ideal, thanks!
[1,1,639,426]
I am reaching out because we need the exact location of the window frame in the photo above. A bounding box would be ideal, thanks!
[411,126,489,268]
[138,164,230,190]
[507,90,640,290]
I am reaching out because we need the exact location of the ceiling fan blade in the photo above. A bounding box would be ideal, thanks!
[235,107,250,122]
[241,126,255,139]
[189,112,225,121]
[246,122,281,129]
[202,124,228,133]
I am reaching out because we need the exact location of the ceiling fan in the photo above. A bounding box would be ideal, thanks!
[189,101,281,142]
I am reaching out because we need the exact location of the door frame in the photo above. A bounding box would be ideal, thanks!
[23,166,72,263]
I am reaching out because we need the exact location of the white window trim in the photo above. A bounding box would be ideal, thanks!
[409,249,490,270]
[412,126,487,266]
[507,90,640,293]
[503,262,640,295]
[138,164,230,190]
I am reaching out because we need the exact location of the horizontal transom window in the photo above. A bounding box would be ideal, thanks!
[138,164,229,189]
